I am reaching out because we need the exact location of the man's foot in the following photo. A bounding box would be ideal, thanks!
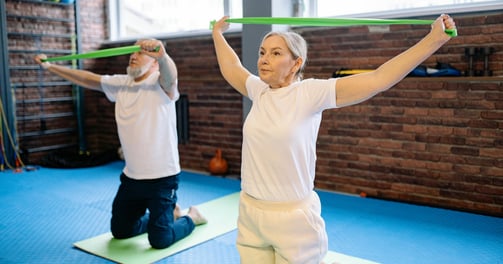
[187,206,208,225]
[173,204,182,220]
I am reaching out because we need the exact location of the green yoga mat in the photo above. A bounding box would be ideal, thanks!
[74,192,240,264]
[74,191,378,264]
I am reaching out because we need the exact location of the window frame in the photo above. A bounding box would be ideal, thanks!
[310,0,503,18]
[107,0,242,42]
[107,0,503,42]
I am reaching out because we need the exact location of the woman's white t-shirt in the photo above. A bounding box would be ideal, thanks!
[242,75,338,202]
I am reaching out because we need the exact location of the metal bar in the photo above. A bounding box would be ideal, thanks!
[16,97,74,104]
[9,65,41,70]
[25,143,77,153]
[19,128,76,138]
[16,112,74,121]
[8,32,74,39]
[7,14,73,23]
[11,81,73,88]
[10,65,75,71]
[9,49,73,54]
[74,0,87,152]
[13,0,76,6]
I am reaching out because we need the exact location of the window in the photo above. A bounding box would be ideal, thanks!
[109,0,242,41]
[313,0,503,18]
[108,0,502,40]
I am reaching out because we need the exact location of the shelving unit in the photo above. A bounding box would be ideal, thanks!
[1,0,84,164]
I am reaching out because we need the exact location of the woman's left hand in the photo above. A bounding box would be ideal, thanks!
[432,14,456,40]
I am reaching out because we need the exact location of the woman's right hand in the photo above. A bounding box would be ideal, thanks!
[212,16,230,35]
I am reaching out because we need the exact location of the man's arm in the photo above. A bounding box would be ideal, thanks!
[157,53,180,100]
[34,54,102,91]
[136,39,180,100]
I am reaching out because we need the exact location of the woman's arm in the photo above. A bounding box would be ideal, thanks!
[212,16,252,96]
[34,54,102,91]
[335,14,456,107]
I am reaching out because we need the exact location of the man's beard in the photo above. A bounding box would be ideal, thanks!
[127,61,153,78]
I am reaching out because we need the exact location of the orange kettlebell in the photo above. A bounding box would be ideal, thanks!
[209,149,228,175]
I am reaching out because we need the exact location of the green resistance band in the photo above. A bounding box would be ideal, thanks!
[41,45,160,62]
[210,17,457,37]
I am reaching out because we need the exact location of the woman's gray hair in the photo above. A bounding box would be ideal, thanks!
[262,31,307,80]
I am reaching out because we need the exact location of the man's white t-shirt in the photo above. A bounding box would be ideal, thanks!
[242,75,338,201]
[101,71,181,180]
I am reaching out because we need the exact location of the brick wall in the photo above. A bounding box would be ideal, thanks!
[5,0,109,162]
[6,1,78,162]
[92,13,502,216]
[7,0,502,216]
[297,13,503,216]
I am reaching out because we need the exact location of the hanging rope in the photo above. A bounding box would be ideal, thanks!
[0,96,25,171]
[0,109,5,171]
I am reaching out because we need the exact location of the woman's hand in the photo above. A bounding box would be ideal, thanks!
[432,14,456,41]
[212,16,230,35]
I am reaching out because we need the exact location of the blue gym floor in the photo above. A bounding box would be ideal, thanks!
[1,161,502,264]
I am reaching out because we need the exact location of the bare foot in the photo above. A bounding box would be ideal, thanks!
[173,204,182,220]
[187,206,208,225]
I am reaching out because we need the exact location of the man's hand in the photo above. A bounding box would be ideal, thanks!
[138,39,166,60]
[34,54,51,69]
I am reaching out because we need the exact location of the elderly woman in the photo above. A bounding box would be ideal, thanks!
[212,14,456,264]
